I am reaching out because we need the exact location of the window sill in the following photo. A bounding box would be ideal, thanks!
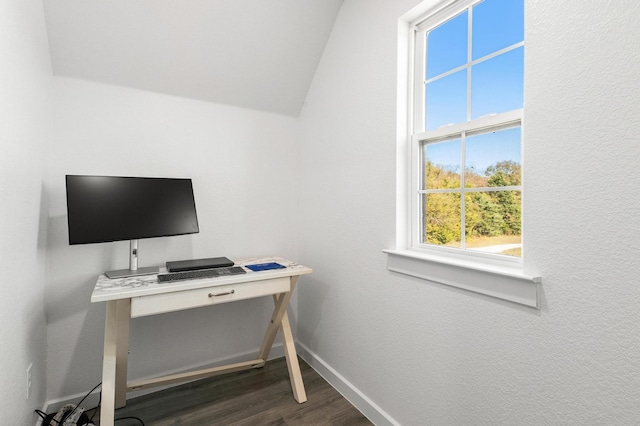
[383,249,541,308]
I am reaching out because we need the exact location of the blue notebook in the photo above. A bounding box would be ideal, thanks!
[245,262,286,271]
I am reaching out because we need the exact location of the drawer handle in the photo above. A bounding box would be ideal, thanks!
[208,289,235,298]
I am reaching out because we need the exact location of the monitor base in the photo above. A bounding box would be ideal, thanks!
[105,266,159,279]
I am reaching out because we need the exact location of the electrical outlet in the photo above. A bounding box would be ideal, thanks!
[26,363,33,400]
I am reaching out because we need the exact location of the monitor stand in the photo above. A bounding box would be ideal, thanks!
[105,239,159,279]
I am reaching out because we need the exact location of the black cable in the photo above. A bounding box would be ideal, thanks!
[84,383,146,425]
[34,382,101,425]
[60,382,102,425]
[85,388,102,423]
[74,382,102,413]
[35,381,146,425]
[115,416,145,425]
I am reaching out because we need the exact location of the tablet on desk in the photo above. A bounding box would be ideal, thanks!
[245,262,286,272]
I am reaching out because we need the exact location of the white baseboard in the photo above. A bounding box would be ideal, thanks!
[37,344,284,425]
[295,342,400,426]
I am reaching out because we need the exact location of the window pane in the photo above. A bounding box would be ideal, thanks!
[424,138,461,189]
[464,190,521,257]
[426,69,467,130]
[471,47,523,119]
[426,11,468,79]
[424,193,461,247]
[465,126,521,186]
[472,0,524,60]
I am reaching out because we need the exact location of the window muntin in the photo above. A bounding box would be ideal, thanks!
[412,0,524,260]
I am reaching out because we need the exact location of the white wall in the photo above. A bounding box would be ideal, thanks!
[297,0,640,424]
[44,77,301,401]
[0,0,52,424]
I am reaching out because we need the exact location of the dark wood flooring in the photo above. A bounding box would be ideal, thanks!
[94,357,372,425]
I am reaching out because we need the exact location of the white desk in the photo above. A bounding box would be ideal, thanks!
[91,257,312,426]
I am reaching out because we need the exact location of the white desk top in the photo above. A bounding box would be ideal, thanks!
[92,256,312,303]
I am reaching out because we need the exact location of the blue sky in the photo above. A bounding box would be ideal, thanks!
[423,0,523,175]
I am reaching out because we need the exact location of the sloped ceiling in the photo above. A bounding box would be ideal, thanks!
[43,0,343,116]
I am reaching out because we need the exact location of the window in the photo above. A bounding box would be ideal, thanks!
[411,0,524,260]
[386,0,540,308]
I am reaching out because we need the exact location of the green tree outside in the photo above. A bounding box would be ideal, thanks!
[424,160,521,248]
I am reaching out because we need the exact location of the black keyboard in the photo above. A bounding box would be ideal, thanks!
[158,266,246,283]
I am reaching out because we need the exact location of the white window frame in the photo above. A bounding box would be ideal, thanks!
[385,0,541,308]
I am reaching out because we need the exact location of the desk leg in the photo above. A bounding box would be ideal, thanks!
[114,299,130,408]
[257,277,307,403]
[101,299,130,426]
[280,306,307,403]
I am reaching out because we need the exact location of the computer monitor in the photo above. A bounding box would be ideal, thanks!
[65,175,200,278]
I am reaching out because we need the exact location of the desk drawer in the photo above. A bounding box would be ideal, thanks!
[130,277,290,318]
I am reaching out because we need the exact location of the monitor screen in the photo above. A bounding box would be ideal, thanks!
[65,175,200,245]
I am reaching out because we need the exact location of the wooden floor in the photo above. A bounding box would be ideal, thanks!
[94,357,372,425]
